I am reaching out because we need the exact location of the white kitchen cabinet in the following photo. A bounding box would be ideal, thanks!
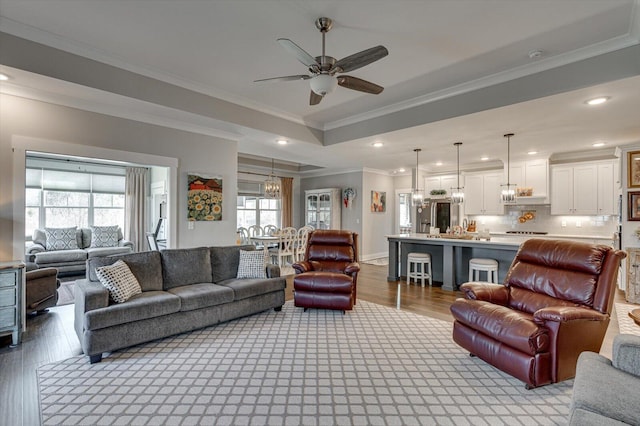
[507,159,549,203]
[551,160,616,215]
[425,174,459,198]
[597,161,616,215]
[464,171,503,215]
[305,188,341,230]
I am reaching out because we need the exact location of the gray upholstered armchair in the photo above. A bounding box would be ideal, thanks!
[568,334,640,425]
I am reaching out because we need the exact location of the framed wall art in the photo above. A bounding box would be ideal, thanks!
[371,190,386,212]
[628,151,640,188]
[628,191,640,221]
[187,173,223,221]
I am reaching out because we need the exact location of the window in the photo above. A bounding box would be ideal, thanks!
[25,160,126,238]
[237,196,280,229]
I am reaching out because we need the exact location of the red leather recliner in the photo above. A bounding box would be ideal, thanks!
[292,230,360,312]
[450,239,626,389]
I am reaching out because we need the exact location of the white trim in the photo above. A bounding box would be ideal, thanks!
[360,252,389,262]
[11,136,179,260]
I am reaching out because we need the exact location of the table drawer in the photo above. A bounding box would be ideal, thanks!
[0,307,16,328]
[0,271,17,288]
[0,288,16,307]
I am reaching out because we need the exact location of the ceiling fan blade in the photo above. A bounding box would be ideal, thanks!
[333,45,388,73]
[277,38,320,72]
[338,75,384,94]
[310,91,323,105]
[254,75,311,83]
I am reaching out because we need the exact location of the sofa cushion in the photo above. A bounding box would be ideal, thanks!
[90,225,120,247]
[84,290,181,331]
[86,246,132,258]
[237,249,266,279]
[210,245,255,283]
[44,227,79,250]
[168,283,234,311]
[450,299,549,355]
[87,251,164,292]
[217,277,286,301]
[35,249,87,264]
[161,247,212,290]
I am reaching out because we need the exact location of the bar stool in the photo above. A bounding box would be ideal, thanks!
[469,258,499,283]
[407,252,432,287]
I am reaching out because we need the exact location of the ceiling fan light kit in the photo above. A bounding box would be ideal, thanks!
[255,17,388,105]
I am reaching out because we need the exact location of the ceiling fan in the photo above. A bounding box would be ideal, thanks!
[255,17,389,105]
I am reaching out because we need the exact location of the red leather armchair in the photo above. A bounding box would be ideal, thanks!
[450,239,626,389]
[292,230,360,312]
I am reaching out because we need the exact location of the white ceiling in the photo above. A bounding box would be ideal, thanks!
[1,0,639,175]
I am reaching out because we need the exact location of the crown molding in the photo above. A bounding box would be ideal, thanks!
[323,35,640,131]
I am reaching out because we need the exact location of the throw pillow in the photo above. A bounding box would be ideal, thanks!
[95,260,142,303]
[90,225,120,248]
[236,249,267,279]
[44,227,79,251]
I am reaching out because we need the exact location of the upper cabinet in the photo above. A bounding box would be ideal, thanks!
[425,174,459,198]
[464,170,504,215]
[550,159,618,215]
[507,159,549,204]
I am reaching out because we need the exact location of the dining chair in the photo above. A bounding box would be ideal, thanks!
[263,224,279,236]
[236,227,250,245]
[247,224,263,238]
[295,226,313,262]
[268,227,297,267]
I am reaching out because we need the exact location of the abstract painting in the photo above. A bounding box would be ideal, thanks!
[371,190,386,212]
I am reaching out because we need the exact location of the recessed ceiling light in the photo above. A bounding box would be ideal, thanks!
[276,139,288,145]
[398,168,405,173]
[481,156,489,161]
[0,73,10,81]
[435,161,443,166]
[585,97,610,106]
[592,142,605,147]
[528,50,543,59]
[527,151,538,155]
[372,142,383,148]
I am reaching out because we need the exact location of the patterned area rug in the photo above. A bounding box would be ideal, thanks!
[38,301,572,425]
[615,302,640,336]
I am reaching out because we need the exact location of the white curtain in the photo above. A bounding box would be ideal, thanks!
[125,167,149,252]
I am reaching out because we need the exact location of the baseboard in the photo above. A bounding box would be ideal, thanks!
[361,252,388,261]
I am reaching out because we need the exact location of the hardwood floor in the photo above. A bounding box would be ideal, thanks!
[0,263,623,425]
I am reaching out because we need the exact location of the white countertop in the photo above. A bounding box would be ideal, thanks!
[485,232,614,242]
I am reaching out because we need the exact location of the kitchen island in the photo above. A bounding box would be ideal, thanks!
[387,234,522,291]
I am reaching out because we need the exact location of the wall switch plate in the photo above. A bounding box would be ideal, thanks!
[561,221,567,227]
[576,221,581,227]
[188,221,194,230]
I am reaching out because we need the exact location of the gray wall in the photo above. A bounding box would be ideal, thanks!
[362,171,395,259]
[300,171,363,238]
[1,94,238,260]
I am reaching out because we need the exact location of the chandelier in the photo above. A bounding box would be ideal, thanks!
[451,142,464,204]
[411,148,424,207]
[264,158,281,199]
[501,133,517,204]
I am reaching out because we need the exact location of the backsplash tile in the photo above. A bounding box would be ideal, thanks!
[466,205,617,237]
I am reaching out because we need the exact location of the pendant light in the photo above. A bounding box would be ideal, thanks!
[264,158,281,199]
[411,148,424,207]
[451,142,464,204]
[501,133,517,204]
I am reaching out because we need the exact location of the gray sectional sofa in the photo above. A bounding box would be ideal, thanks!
[568,334,640,425]
[26,227,133,275]
[74,245,286,363]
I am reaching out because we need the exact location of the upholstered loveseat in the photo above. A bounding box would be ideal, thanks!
[74,245,285,363]
[26,227,134,275]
